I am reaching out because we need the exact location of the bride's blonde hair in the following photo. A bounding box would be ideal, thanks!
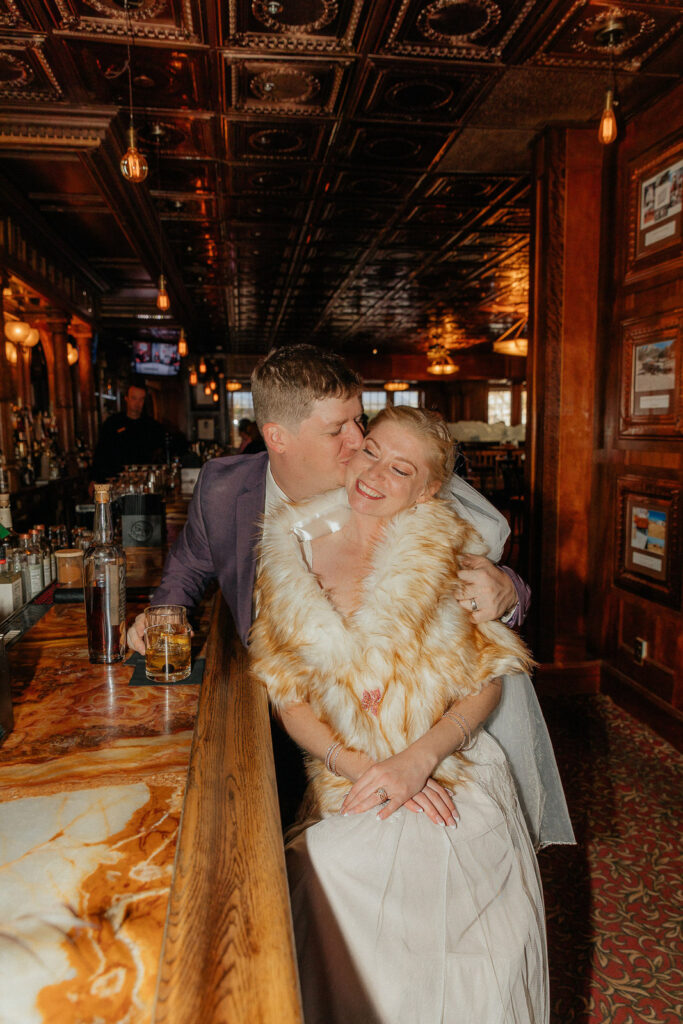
[367,406,455,484]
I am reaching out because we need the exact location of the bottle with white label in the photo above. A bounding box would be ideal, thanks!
[0,558,22,620]
[10,549,30,605]
[31,527,53,585]
[18,534,44,598]
[34,525,56,583]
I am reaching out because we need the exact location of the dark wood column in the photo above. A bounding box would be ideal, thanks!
[71,321,97,450]
[0,276,17,478]
[527,127,605,665]
[41,315,74,453]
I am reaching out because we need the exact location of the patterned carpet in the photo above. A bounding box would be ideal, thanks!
[538,694,683,1024]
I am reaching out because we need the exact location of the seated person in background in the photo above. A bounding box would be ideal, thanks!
[242,419,266,455]
[236,418,253,453]
[91,378,165,482]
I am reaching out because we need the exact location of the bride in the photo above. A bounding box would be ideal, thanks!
[250,406,558,1024]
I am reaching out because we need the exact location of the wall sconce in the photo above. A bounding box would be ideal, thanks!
[225,380,242,392]
[427,346,458,375]
[384,381,410,392]
[178,327,188,358]
[67,342,79,365]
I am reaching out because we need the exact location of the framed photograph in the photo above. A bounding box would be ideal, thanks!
[615,475,681,608]
[619,311,682,439]
[626,137,683,280]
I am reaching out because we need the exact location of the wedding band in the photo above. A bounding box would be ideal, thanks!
[376,787,389,804]
[471,598,478,611]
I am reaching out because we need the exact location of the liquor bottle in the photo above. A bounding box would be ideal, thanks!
[18,533,44,598]
[34,524,56,583]
[84,484,126,664]
[30,527,52,586]
[10,549,30,605]
[0,557,22,619]
[0,493,17,549]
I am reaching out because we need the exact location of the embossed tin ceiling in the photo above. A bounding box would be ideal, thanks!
[0,0,681,357]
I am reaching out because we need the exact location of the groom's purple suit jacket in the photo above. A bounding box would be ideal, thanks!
[153,452,268,646]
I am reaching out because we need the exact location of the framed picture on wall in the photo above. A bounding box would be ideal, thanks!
[619,310,682,440]
[615,475,681,608]
[626,136,683,280]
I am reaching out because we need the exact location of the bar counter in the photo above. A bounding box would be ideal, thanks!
[0,602,200,1024]
[0,597,303,1024]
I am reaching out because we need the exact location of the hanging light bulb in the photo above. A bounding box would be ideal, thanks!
[67,342,79,365]
[212,392,219,403]
[178,327,188,358]
[225,379,242,392]
[598,90,618,145]
[120,2,148,183]
[121,125,149,183]
[203,384,212,396]
[198,358,207,375]
[156,274,170,311]
[4,319,31,344]
[189,367,198,386]
[210,380,217,391]
[594,16,625,147]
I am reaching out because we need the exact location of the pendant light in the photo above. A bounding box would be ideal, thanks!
[384,381,409,392]
[178,327,188,358]
[225,380,242,392]
[493,318,528,357]
[4,319,31,344]
[156,274,170,311]
[427,346,458,375]
[595,17,625,146]
[189,367,198,386]
[119,1,148,183]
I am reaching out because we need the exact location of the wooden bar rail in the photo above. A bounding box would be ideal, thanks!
[153,597,304,1024]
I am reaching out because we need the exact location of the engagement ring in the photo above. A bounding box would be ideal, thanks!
[376,787,389,804]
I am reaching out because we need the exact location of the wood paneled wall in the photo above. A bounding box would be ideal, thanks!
[528,85,682,723]
[591,85,683,718]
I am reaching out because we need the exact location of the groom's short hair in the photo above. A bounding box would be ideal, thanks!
[251,344,362,430]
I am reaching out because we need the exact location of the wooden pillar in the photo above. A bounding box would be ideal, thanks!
[527,128,604,663]
[42,315,74,453]
[0,277,18,477]
[70,321,97,449]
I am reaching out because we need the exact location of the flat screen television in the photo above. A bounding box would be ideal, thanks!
[132,340,180,377]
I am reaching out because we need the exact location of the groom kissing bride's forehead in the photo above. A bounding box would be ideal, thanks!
[127,342,528,655]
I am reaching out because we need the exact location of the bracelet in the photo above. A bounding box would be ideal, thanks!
[442,708,472,750]
[330,744,343,777]
[325,741,343,774]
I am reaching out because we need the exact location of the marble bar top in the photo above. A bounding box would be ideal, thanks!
[0,603,201,1024]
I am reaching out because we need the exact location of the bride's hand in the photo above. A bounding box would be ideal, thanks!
[340,749,458,826]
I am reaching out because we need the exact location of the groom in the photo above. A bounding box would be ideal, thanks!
[127,344,528,652]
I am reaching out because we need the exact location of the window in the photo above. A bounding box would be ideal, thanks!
[520,389,527,426]
[392,390,420,407]
[362,390,387,419]
[487,389,512,426]
[229,391,255,447]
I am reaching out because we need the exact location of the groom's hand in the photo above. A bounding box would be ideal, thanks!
[456,555,517,624]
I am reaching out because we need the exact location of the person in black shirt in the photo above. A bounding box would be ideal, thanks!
[91,381,165,482]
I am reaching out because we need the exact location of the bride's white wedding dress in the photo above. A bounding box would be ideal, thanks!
[251,490,572,1024]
